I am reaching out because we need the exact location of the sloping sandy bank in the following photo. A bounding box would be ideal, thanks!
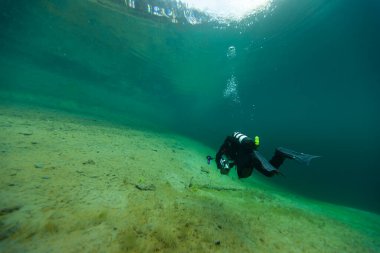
[1,105,379,253]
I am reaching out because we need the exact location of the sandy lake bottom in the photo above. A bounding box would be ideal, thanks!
[1,105,379,253]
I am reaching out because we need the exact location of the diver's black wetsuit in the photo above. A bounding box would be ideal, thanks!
[215,132,317,179]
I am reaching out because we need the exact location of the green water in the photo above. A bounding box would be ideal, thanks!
[0,0,379,213]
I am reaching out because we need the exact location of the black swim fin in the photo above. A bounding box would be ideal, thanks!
[276,147,320,166]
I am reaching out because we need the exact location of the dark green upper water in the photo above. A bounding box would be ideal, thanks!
[1,0,379,213]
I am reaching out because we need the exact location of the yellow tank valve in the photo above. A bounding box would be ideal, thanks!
[254,136,260,146]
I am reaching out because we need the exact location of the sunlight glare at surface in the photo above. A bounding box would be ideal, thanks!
[180,0,272,21]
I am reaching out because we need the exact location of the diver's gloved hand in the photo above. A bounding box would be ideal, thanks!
[220,156,230,170]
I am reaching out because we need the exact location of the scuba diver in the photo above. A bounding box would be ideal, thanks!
[207,132,319,178]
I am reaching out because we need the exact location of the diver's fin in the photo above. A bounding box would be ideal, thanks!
[277,147,320,166]
[253,151,278,172]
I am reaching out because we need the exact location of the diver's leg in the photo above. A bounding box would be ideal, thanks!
[252,151,278,177]
[269,149,287,169]
[254,164,277,177]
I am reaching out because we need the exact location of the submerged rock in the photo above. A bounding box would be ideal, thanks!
[0,224,20,241]
[0,206,21,216]
[18,132,33,136]
[34,163,44,169]
[82,159,95,165]
[201,166,210,174]
[135,183,156,191]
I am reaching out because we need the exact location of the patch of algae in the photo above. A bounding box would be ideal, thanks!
[0,105,379,253]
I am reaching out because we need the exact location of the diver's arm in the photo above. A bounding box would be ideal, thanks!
[216,136,234,169]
